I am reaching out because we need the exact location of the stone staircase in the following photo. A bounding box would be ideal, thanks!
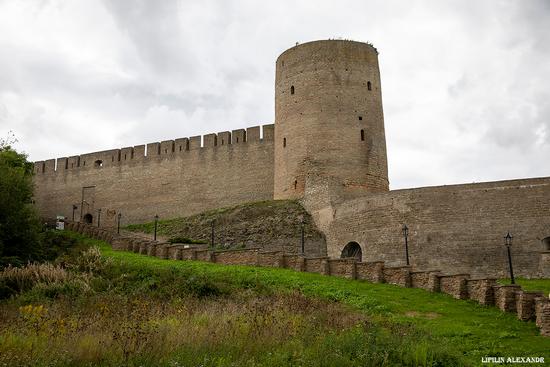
[65,221,550,337]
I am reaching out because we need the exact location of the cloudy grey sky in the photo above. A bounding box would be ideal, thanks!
[0,0,548,189]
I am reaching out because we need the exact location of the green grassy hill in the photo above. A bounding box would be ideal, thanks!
[1,232,549,366]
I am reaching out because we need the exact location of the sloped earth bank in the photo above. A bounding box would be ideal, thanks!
[125,200,327,257]
[1,232,549,366]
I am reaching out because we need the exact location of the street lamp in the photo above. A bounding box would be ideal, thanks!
[301,218,305,255]
[154,215,159,241]
[97,208,101,227]
[402,224,410,266]
[72,204,77,222]
[117,213,122,234]
[504,232,515,284]
[211,220,215,249]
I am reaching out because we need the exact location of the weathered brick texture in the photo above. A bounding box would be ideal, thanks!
[516,291,545,321]
[383,266,411,287]
[283,255,305,272]
[466,279,496,306]
[328,259,357,279]
[212,248,260,266]
[356,261,385,283]
[257,251,285,267]
[494,285,522,313]
[410,271,441,292]
[304,257,329,275]
[439,274,470,300]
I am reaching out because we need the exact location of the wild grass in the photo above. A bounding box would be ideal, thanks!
[0,263,68,293]
[1,232,549,366]
[2,292,427,366]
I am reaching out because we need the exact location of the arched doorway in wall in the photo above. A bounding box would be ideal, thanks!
[341,242,362,262]
[83,213,93,224]
[543,237,550,251]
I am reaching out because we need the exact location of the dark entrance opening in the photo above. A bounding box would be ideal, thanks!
[543,237,550,251]
[83,213,93,224]
[341,241,362,262]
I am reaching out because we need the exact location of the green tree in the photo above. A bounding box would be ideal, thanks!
[0,134,43,266]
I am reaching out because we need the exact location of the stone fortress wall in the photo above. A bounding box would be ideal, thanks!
[311,177,550,279]
[33,125,275,226]
[32,39,550,279]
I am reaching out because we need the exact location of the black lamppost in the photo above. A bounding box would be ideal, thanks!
[117,213,122,234]
[402,224,410,266]
[72,204,77,221]
[97,208,101,227]
[301,218,305,255]
[505,232,515,285]
[211,220,215,249]
[154,215,159,241]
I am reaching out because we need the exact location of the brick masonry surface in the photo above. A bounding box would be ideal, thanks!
[65,221,550,337]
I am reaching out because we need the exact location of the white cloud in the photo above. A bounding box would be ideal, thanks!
[0,0,548,189]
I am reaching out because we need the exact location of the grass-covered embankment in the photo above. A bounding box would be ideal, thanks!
[125,200,326,255]
[1,232,549,366]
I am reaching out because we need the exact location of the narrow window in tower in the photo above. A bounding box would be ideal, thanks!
[290,85,295,95]
[221,139,224,145]
[186,141,190,150]
[42,162,45,172]
[283,137,287,148]
[361,129,365,141]
[294,180,297,190]
[179,146,182,151]
[124,154,127,160]
[367,81,372,91]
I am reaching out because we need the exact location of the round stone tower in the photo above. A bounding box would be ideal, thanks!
[274,40,389,201]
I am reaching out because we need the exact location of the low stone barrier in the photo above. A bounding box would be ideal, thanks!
[516,290,545,321]
[283,254,305,272]
[63,220,550,338]
[328,258,357,279]
[356,261,384,283]
[383,266,411,287]
[212,248,260,266]
[466,278,496,306]
[195,249,211,262]
[257,251,284,267]
[439,274,470,300]
[494,285,522,313]
[410,270,441,292]
[304,257,329,275]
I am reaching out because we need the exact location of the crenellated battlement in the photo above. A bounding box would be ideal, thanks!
[33,124,274,175]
